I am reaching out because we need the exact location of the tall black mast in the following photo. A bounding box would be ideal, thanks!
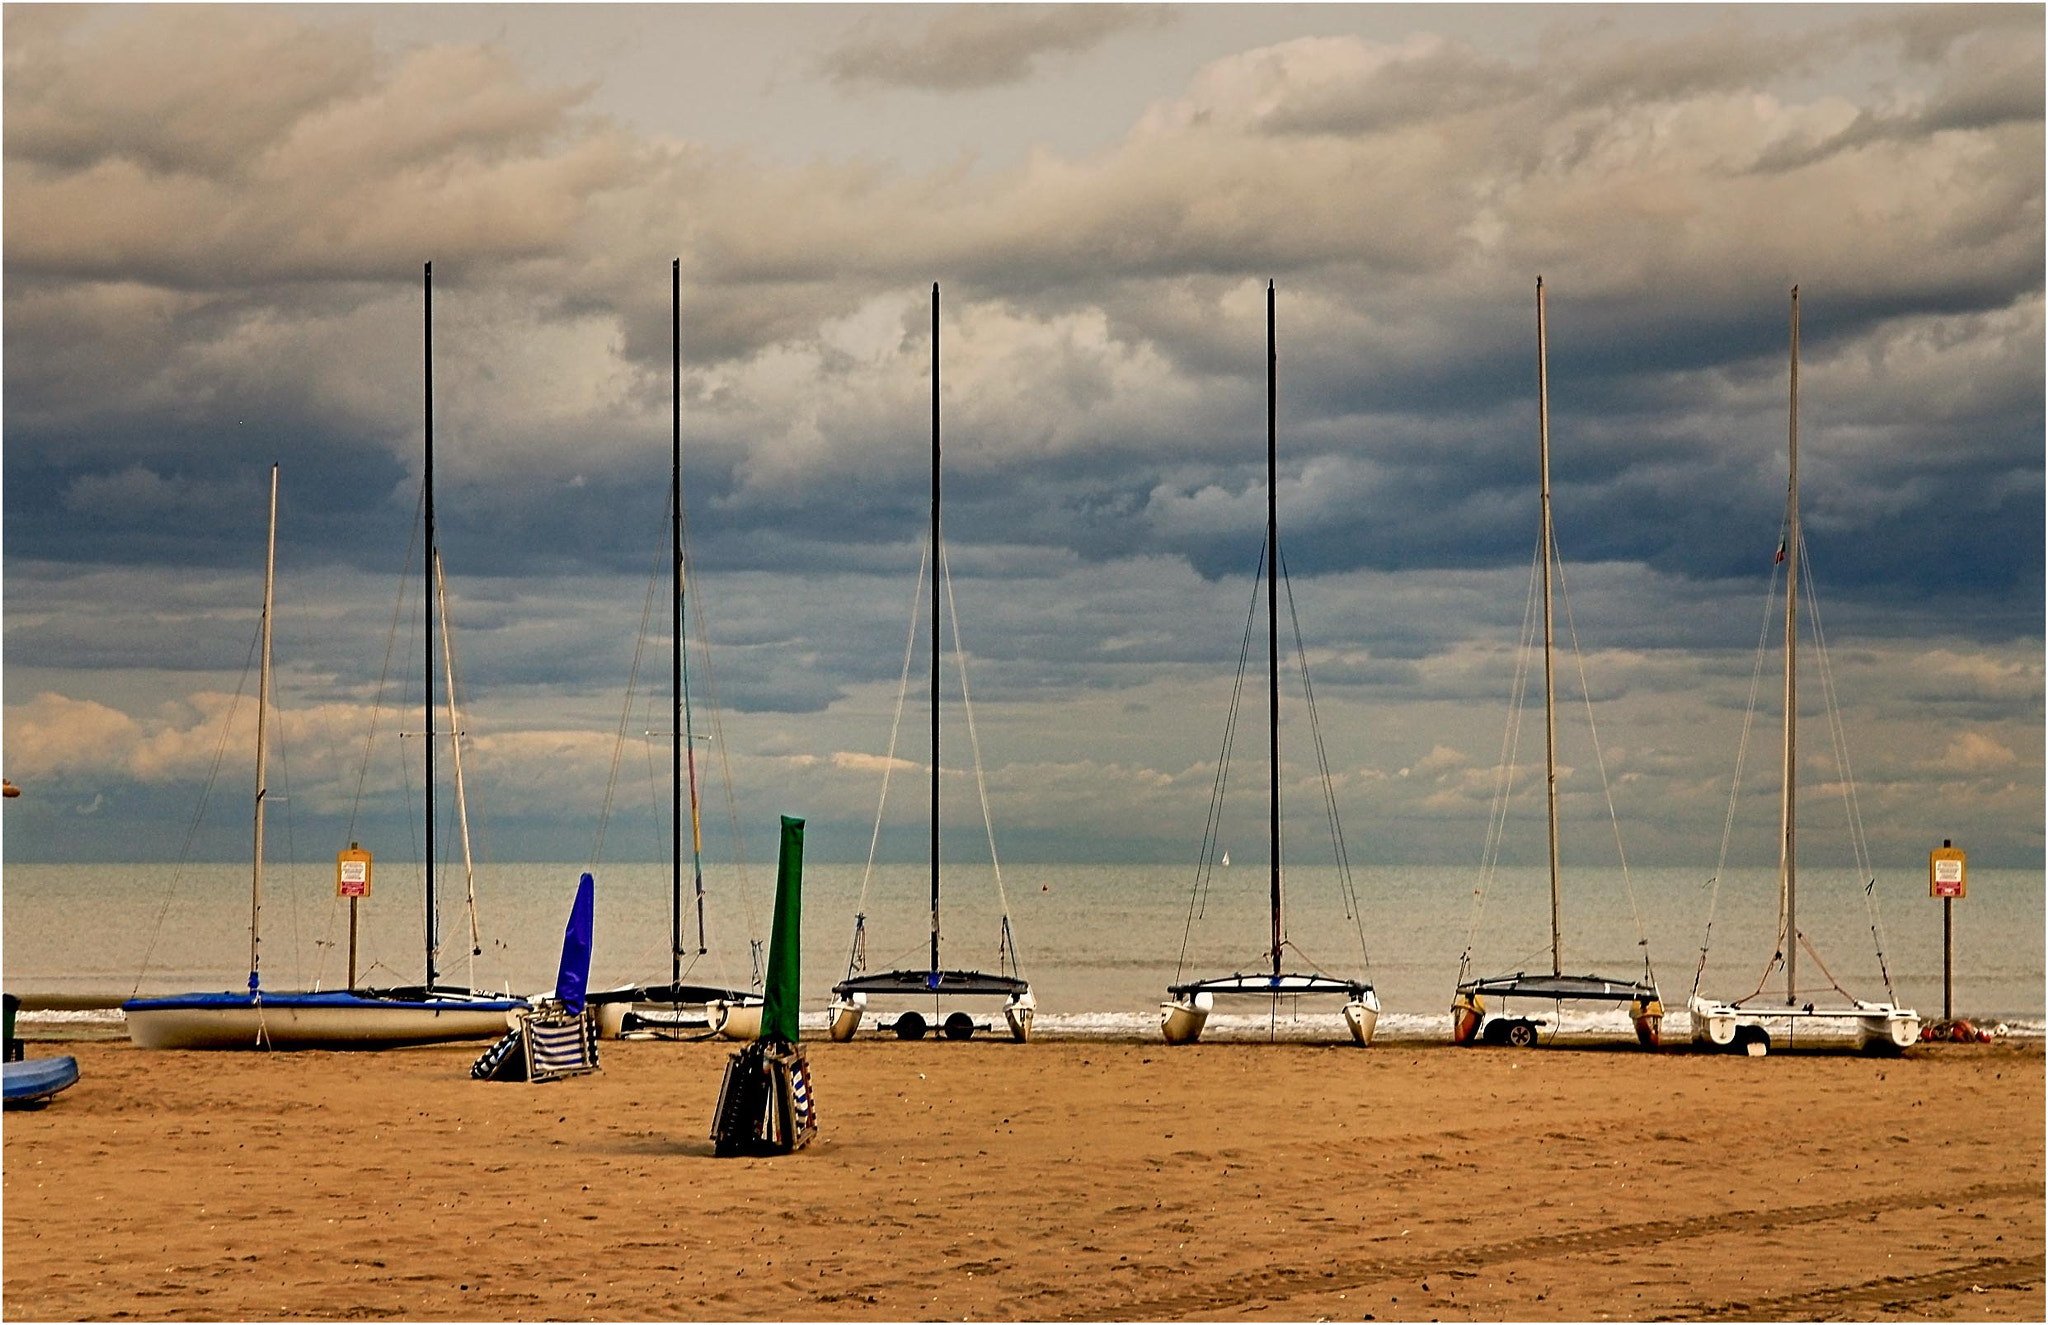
[929,282,942,979]
[423,261,438,993]
[1267,280,1282,979]
[672,259,685,986]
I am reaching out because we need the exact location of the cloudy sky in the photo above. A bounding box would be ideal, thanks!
[4,3,2041,874]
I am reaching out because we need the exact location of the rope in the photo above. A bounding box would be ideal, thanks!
[588,499,669,871]
[678,509,763,989]
[1173,546,1262,982]
[1459,540,1543,985]
[852,535,929,950]
[1800,536,1898,1002]
[1277,546,1372,976]
[345,483,423,842]
[1550,544,1657,988]
[1692,547,1783,1000]
[939,537,1022,976]
[132,622,260,995]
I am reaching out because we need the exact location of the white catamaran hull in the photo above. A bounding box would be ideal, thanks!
[712,1000,763,1041]
[1342,993,1380,1046]
[826,994,865,1042]
[1687,994,1920,1055]
[1159,992,1213,1045]
[126,999,521,1050]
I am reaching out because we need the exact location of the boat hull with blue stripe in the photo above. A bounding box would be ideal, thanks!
[123,990,525,1050]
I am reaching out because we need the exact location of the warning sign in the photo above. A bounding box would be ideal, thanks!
[1929,846,1966,899]
[337,846,373,899]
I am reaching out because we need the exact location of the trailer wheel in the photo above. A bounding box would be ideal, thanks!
[1735,1025,1770,1056]
[1505,1020,1539,1048]
[895,1011,928,1041]
[943,1011,975,1040]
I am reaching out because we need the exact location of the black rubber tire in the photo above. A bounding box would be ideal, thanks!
[1481,1018,1512,1046]
[1735,1025,1770,1055]
[1505,1020,1538,1048]
[895,1010,928,1041]
[943,1011,975,1041]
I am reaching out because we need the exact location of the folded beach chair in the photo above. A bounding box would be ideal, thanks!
[470,1000,601,1082]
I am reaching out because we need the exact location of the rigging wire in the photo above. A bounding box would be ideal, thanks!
[1691,543,1784,1000]
[588,503,669,872]
[132,624,261,995]
[1172,545,1263,982]
[939,537,1023,977]
[1277,545,1373,975]
[1458,540,1544,985]
[1800,536,1899,1002]
[1550,543,1658,986]
[677,513,762,988]
[849,535,930,978]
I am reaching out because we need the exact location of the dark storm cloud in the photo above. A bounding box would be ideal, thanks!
[3,4,2039,866]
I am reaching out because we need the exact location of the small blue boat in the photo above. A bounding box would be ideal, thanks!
[3,1056,79,1109]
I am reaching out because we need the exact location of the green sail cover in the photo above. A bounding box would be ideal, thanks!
[761,815,805,1044]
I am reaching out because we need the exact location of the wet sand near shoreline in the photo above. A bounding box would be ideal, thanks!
[3,1036,2040,1321]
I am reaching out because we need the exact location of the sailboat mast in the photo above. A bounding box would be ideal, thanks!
[248,463,278,993]
[423,261,439,994]
[1267,281,1283,978]
[1536,277,1562,979]
[930,282,942,979]
[1781,286,1801,1006]
[671,260,687,981]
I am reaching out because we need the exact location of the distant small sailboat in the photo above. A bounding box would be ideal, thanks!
[1686,288,1918,1056]
[826,284,1035,1043]
[1160,282,1379,1047]
[1220,850,1230,868]
[1450,278,1662,1051]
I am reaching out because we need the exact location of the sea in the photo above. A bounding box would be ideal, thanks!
[6,860,2040,1040]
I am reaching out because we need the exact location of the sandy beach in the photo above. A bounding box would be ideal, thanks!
[3,1035,2040,1321]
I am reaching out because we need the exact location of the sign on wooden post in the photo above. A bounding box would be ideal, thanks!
[1929,845,1966,898]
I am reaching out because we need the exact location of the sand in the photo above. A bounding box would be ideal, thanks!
[3,1034,2040,1321]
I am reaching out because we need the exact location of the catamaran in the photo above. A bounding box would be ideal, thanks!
[1686,288,1919,1055]
[826,284,1035,1043]
[588,261,764,1041]
[1450,278,1663,1050]
[1160,281,1379,1046]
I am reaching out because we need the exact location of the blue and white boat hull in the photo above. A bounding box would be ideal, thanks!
[124,991,525,1050]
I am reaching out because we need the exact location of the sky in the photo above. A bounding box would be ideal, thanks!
[3,3,2042,875]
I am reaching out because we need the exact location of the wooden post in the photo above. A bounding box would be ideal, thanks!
[1943,896,1953,1021]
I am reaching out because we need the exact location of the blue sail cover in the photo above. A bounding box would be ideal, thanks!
[556,873,596,1014]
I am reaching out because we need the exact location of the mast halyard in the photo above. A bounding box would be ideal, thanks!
[1266,280,1283,979]
[249,464,278,993]
[434,553,483,995]
[423,261,439,994]
[1536,276,1563,979]
[1781,286,1801,1007]
[930,282,942,981]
